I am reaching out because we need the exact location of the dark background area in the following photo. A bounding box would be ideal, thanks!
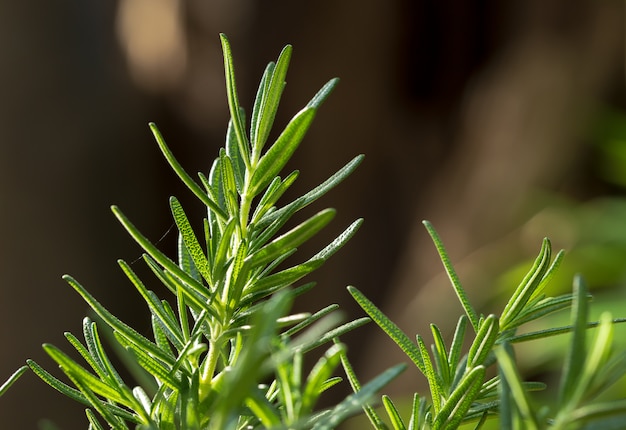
[1,1,625,427]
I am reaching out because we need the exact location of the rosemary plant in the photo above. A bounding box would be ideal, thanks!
[2,32,626,430]
[6,34,402,429]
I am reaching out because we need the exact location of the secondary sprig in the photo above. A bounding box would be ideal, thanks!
[347,221,626,429]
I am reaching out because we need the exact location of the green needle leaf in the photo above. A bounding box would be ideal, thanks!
[348,286,425,373]
[252,44,292,157]
[248,107,316,196]
[312,363,406,430]
[382,395,407,430]
[432,365,486,430]
[246,208,336,269]
[467,314,499,369]
[257,154,364,230]
[0,366,28,397]
[417,334,442,413]
[559,274,590,407]
[423,220,479,331]
[301,343,345,415]
[150,123,227,221]
[219,33,251,170]
[170,197,212,286]
[63,275,175,368]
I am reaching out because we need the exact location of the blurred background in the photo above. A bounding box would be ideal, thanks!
[2,0,626,427]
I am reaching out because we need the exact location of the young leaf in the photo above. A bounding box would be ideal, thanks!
[248,107,317,196]
[432,365,486,430]
[382,395,407,430]
[430,324,451,391]
[417,334,442,413]
[500,238,557,331]
[448,315,468,382]
[219,33,251,170]
[301,343,345,415]
[252,44,292,157]
[467,314,499,369]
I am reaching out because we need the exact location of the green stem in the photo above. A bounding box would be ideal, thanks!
[199,337,222,402]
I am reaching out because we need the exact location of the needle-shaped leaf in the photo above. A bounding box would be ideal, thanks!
[246,208,335,269]
[335,339,387,429]
[500,238,554,330]
[116,336,181,392]
[250,62,273,153]
[171,197,212,286]
[211,216,238,283]
[495,343,539,429]
[244,388,282,428]
[82,319,125,388]
[252,44,292,157]
[430,324,451,391]
[28,359,91,406]
[348,286,425,373]
[219,34,250,170]
[432,365,486,430]
[150,123,227,221]
[505,293,576,330]
[63,275,175,368]
[225,115,246,193]
[257,155,364,230]
[309,218,363,263]
[241,260,323,304]
[42,344,128,406]
[85,409,106,430]
[219,151,239,217]
[282,304,340,339]
[311,364,406,430]
[142,255,219,321]
[567,312,615,411]
[0,366,28,397]
[112,206,211,299]
[67,371,134,429]
[299,317,371,354]
[423,220,479,332]
[301,343,345,415]
[248,107,316,197]
[559,274,590,407]
[306,78,339,110]
[467,314,499,369]
[118,259,185,351]
[448,315,468,381]
[383,395,407,430]
[251,171,299,224]
[407,393,425,430]
[417,334,442,413]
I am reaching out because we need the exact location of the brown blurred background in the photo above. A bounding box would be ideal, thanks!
[2,1,626,427]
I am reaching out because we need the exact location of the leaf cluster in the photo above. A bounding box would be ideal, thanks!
[2,32,626,430]
[15,34,402,429]
[346,222,626,429]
